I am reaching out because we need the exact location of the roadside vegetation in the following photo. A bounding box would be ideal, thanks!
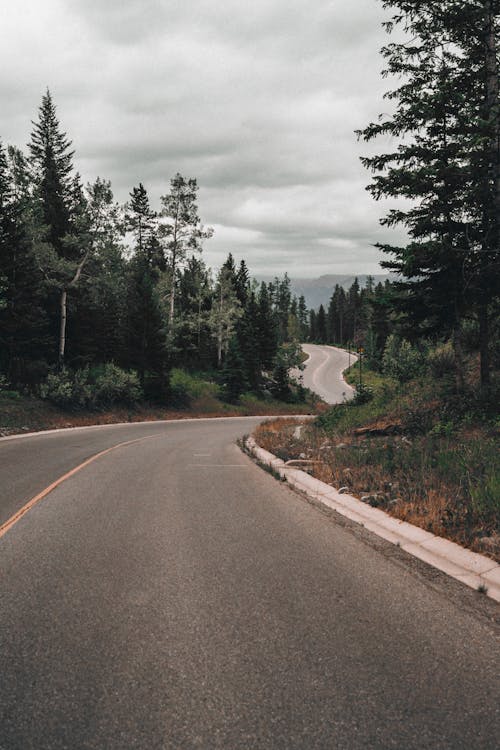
[0,368,321,437]
[255,342,500,563]
[253,2,500,563]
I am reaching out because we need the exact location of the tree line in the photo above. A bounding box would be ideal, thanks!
[0,91,309,405]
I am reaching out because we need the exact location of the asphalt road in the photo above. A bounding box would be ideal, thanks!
[0,419,499,749]
[299,343,357,403]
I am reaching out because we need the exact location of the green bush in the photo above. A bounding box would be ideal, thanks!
[91,363,142,407]
[169,368,219,407]
[427,341,456,379]
[352,382,374,405]
[40,367,91,409]
[41,365,142,410]
[382,335,425,382]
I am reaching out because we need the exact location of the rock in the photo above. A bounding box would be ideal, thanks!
[293,426,303,439]
[477,534,500,555]
[336,443,348,449]
[361,494,384,507]
[338,486,351,494]
[299,452,306,459]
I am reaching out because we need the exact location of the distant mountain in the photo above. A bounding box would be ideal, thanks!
[255,274,393,310]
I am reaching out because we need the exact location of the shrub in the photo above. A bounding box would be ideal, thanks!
[41,364,142,410]
[427,341,455,379]
[41,367,92,410]
[91,363,142,407]
[169,368,220,407]
[352,382,374,404]
[382,335,425,382]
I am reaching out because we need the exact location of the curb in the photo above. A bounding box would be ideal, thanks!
[245,437,500,603]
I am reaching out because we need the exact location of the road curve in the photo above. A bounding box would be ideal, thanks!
[300,343,357,403]
[0,419,499,749]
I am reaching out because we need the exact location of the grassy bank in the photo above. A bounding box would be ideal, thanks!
[254,365,500,563]
[0,371,323,438]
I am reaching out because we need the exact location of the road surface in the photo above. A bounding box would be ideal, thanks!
[299,343,357,403]
[0,418,499,749]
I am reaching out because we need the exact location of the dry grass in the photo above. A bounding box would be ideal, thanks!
[254,418,500,563]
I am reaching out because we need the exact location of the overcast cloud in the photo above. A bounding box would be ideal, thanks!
[1,0,406,277]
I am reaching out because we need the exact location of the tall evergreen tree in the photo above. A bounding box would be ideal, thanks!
[159,173,212,334]
[316,304,327,343]
[297,295,309,341]
[256,282,278,368]
[235,259,250,306]
[209,265,241,368]
[29,89,75,256]
[125,183,165,387]
[174,256,212,368]
[359,0,499,388]
[0,142,49,384]
[237,291,261,390]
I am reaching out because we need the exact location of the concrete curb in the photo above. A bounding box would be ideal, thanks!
[245,436,500,603]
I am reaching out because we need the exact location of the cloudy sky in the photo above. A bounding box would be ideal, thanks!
[1,0,405,277]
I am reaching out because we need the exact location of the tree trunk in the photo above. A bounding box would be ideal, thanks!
[168,284,175,332]
[167,249,177,338]
[452,324,465,393]
[485,2,500,218]
[59,288,67,370]
[480,3,500,387]
[217,326,223,368]
[478,302,491,388]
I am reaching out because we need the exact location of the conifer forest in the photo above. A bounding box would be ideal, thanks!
[0,91,313,407]
[1,0,499,412]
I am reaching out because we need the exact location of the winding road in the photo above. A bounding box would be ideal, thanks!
[299,343,357,403]
[0,415,499,746]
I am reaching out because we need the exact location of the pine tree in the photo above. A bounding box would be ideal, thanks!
[174,256,212,368]
[209,265,242,368]
[256,282,278,368]
[159,173,212,335]
[124,183,165,388]
[235,259,250,306]
[0,142,49,384]
[237,291,261,390]
[29,89,75,256]
[273,274,292,343]
[221,336,247,402]
[316,304,327,343]
[309,309,317,341]
[359,0,499,389]
[328,285,346,344]
[297,295,308,340]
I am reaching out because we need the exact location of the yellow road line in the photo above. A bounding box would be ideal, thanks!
[0,434,159,539]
